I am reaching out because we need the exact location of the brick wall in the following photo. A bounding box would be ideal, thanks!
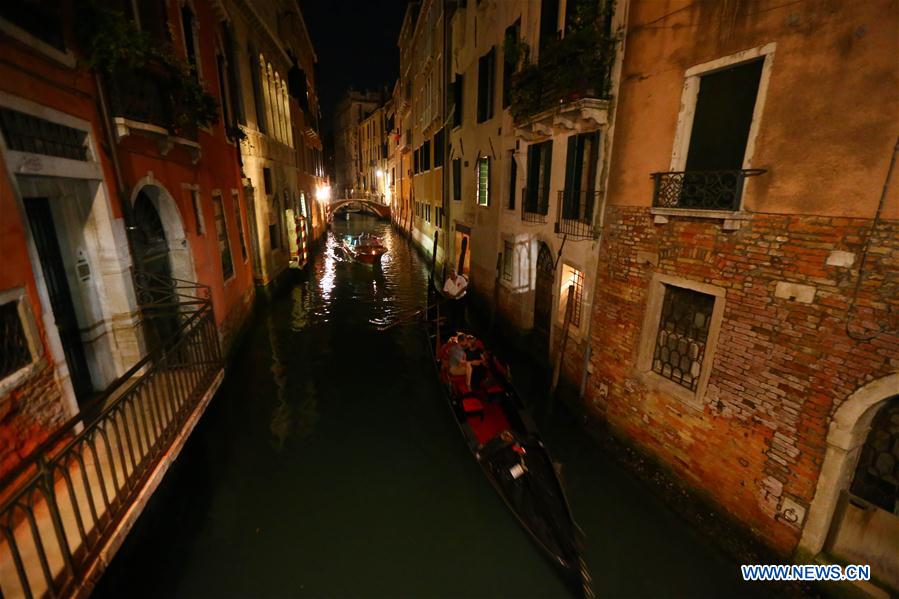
[0,361,67,479]
[585,206,899,554]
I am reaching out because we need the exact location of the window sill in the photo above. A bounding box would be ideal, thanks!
[0,359,43,399]
[0,19,76,68]
[650,207,751,230]
[636,370,705,411]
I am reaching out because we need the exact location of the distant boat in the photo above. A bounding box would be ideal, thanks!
[341,234,387,265]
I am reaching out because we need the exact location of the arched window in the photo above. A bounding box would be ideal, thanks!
[282,80,293,147]
[249,47,266,132]
[263,62,274,135]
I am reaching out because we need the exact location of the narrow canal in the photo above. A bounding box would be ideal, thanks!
[95,215,759,598]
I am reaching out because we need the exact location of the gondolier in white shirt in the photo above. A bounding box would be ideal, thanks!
[442,267,468,333]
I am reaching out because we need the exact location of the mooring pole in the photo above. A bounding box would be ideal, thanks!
[550,284,575,409]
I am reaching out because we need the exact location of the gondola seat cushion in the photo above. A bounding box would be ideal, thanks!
[462,396,484,420]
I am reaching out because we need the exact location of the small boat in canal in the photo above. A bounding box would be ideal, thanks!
[424,289,593,597]
[340,233,387,265]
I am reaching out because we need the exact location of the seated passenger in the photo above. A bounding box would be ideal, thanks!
[445,338,472,387]
[462,335,488,388]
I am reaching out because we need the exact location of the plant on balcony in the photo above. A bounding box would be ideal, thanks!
[509,1,617,123]
[76,5,219,133]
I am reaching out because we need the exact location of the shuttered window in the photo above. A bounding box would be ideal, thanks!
[477,47,496,123]
[213,193,234,279]
[452,158,462,202]
[476,156,490,206]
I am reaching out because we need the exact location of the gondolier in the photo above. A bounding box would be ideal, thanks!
[443,268,468,332]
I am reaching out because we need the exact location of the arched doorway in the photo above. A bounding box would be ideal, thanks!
[533,242,555,361]
[130,186,182,352]
[800,374,899,594]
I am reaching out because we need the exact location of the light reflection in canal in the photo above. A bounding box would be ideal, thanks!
[95,214,760,599]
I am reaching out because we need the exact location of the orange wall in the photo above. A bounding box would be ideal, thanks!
[608,0,899,218]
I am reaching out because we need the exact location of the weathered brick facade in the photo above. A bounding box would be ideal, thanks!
[0,362,67,479]
[584,206,899,554]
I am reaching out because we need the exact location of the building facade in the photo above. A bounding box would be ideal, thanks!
[0,0,263,476]
[579,0,898,593]
[226,0,326,290]
[333,89,382,199]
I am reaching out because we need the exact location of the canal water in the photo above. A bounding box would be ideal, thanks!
[95,215,760,598]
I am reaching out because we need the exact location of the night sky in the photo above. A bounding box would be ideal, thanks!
[300,0,410,173]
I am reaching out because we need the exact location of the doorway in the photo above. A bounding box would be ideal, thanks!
[533,241,555,360]
[24,197,94,403]
[131,189,180,352]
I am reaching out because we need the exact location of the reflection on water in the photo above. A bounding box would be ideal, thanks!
[95,214,757,599]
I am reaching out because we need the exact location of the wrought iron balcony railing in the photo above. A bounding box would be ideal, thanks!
[651,169,766,212]
[0,272,222,599]
[556,190,599,239]
[521,187,549,223]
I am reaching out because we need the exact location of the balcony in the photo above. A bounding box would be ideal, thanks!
[0,272,223,598]
[510,24,614,140]
[555,190,599,239]
[521,187,549,223]
[106,63,203,161]
[651,169,766,213]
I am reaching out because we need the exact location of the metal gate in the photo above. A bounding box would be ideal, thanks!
[533,242,555,360]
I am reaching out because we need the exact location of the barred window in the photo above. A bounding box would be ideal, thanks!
[0,298,32,380]
[850,398,898,515]
[559,265,584,327]
[652,286,715,391]
[232,191,247,260]
[0,108,89,161]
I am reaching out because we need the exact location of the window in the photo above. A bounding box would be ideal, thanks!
[651,285,715,392]
[476,156,490,206]
[0,1,66,51]
[180,5,200,79]
[191,190,204,235]
[222,24,244,125]
[502,241,513,281]
[249,46,267,133]
[232,191,247,260]
[413,147,419,174]
[524,141,553,215]
[452,74,463,127]
[422,140,431,171]
[0,296,33,380]
[434,128,444,167]
[212,193,234,279]
[503,20,521,108]
[539,0,560,50]
[0,108,89,161]
[660,50,771,212]
[508,151,517,210]
[452,158,462,202]
[216,53,232,127]
[263,167,272,194]
[477,47,496,123]
[561,131,600,222]
[436,206,444,229]
[559,264,584,327]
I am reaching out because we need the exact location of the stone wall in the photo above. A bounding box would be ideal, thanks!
[584,206,899,554]
[0,361,67,479]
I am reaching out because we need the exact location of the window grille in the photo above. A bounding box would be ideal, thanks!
[0,108,89,161]
[0,299,32,380]
[850,399,899,514]
[560,266,584,327]
[652,286,715,391]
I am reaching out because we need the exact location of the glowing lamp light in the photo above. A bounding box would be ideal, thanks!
[315,185,331,202]
[376,169,383,178]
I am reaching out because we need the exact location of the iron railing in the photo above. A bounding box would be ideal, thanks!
[651,169,766,212]
[521,187,549,223]
[556,190,599,239]
[0,273,222,599]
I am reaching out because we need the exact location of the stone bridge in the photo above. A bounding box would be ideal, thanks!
[327,198,391,220]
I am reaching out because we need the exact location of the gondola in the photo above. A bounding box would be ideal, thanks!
[423,283,593,597]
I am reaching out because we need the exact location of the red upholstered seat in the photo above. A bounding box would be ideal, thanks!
[462,397,484,413]
[449,375,470,396]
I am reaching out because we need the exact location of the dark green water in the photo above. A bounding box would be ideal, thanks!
[95,215,759,598]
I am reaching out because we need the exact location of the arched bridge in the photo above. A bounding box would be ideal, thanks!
[327,198,391,220]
